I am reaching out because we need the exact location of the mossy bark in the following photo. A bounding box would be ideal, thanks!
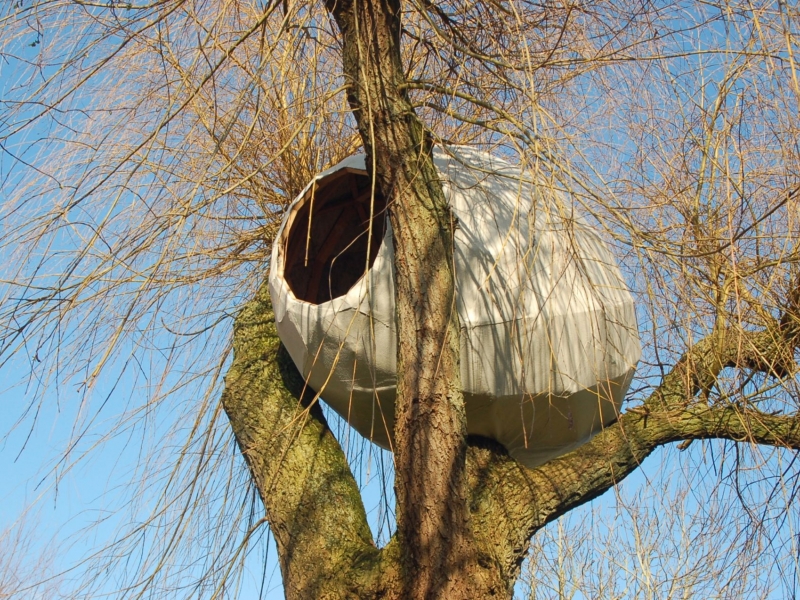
[221,286,398,598]
[222,284,800,599]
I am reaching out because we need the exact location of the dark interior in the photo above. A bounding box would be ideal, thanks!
[284,169,388,304]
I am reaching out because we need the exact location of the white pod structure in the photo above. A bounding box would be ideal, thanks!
[269,147,640,468]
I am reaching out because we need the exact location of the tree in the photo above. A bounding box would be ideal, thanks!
[1,0,799,598]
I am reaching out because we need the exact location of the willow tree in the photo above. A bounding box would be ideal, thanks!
[1,0,799,598]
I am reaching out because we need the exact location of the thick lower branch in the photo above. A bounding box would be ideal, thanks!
[221,285,389,599]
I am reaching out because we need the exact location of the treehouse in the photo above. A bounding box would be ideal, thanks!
[269,147,641,468]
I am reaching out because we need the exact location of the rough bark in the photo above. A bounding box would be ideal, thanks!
[323,0,496,597]
[221,285,400,599]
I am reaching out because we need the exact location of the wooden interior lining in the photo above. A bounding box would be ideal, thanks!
[283,170,387,304]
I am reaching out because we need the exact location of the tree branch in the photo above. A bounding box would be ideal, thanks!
[468,312,800,587]
[221,284,386,598]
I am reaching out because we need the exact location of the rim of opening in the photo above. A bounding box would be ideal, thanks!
[280,168,388,305]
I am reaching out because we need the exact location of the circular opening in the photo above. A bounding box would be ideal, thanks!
[283,169,388,304]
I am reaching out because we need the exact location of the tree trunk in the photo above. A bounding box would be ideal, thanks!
[220,287,396,598]
[323,0,503,597]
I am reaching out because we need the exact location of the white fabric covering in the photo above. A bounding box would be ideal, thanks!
[269,147,640,468]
